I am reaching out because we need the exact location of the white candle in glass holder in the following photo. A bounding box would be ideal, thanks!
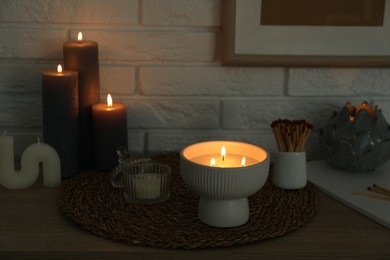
[134,174,161,199]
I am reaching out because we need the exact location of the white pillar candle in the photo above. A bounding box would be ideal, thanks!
[0,135,61,190]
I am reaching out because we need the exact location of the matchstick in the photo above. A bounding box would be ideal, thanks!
[270,119,312,153]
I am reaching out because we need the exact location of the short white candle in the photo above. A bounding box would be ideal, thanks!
[134,174,161,200]
[0,134,61,190]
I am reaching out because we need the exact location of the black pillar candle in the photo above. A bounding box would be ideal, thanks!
[92,95,128,172]
[63,32,100,169]
[42,65,79,178]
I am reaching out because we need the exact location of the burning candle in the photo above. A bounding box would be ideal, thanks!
[180,140,270,227]
[241,156,246,167]
[42,64,79,178]
[92,94,128,172]
[210,158,216,167]
[0,134,61,190]
[346,101,377,122]
[64,32,100,169]
[192,145,255,168]
[221,146,226,161]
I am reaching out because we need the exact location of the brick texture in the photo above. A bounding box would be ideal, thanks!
[0,29,66,59]
[100,65,136,95]
[1,1,390,160]
[72,30,216,62]
[0,0,138,25]
[142,0,220,26]
[124,100,219,129]
[140,66,284,96]
[289,68,390,96]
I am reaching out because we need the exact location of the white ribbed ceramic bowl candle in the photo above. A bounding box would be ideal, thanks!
[180,141,270,228]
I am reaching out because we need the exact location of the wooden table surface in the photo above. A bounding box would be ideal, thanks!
[0,180,389,260]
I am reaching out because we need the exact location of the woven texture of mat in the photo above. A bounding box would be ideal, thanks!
[59,154,317,249]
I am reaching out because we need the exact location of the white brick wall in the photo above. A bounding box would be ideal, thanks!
[1,0,390,161]
[0,0,138,25]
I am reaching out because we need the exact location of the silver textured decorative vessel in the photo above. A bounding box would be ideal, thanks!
[319,101,390,172]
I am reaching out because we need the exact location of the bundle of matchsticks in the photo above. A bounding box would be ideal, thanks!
[353,184,390,202]
[368,184,390,196]
[271,119,313,152]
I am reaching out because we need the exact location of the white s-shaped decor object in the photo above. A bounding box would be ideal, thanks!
[0,133,61,190]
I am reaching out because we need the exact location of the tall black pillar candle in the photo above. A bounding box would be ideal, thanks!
[63,32,100,169]
[42,65,79,178]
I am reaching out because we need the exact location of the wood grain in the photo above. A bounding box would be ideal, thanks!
[0,181,389,259]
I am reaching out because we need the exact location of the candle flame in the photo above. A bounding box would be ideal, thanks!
[347,101,376,122]
[78,32,83,42]
[356,101,376,119]
[107,94,113,108]
[241,156,246,167]
[210,158,216,167]
[221,146,226,161]
[57,64,62,73]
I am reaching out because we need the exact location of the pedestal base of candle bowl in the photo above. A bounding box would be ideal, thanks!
[180,141,270,228]
[198,197,250,227]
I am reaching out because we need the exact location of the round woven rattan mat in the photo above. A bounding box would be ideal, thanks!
[59,154,317,249]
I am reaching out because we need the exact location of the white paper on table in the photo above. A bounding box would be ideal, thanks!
[307,160,390,229]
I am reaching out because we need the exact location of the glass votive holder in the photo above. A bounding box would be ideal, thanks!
[121,162,172,204]
[110,157,152,188]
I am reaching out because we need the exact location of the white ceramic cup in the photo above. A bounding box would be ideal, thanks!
[273,152,307,189]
